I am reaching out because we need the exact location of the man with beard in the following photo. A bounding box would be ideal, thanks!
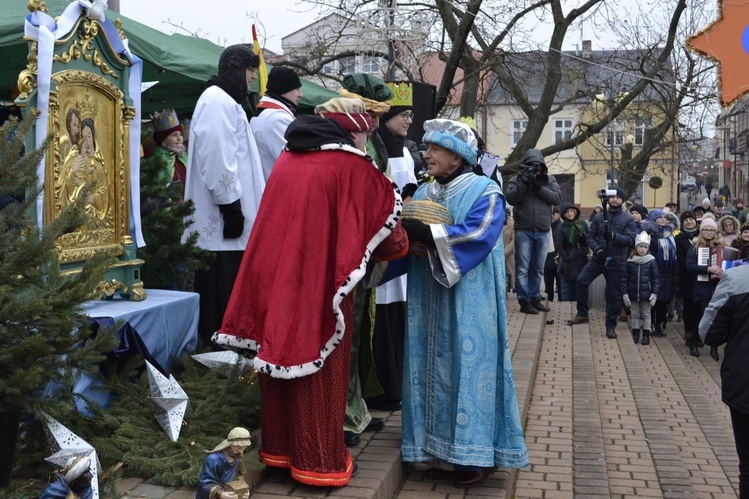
[59,107,81,159]
[251,66,303,181]
[40,456,93,499]
[183,44,266,348]
[196,427,252,499]
[567,188,636,339]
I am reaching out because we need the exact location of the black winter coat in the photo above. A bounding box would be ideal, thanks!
[505,149,562,232]
[555,203,589,282]
[700,264,749,415]
[588,208,637,264]
[675,228,699,300]
[686,244,722,303]
[622,255,661,301]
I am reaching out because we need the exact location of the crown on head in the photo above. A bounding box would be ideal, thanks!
[387,81,413,107]
[635,231,651,247]
[151,109,180,132]
[74,91,97,121]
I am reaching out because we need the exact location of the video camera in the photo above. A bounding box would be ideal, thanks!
[597,189,617,200]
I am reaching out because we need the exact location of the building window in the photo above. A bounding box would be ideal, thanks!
[554,119,573,144]
[322,59,340,75]
[634,116,651,146]
[360,55,382,75]
[512,119,528,146]
[340,56,356,76]
[606,120,625,147]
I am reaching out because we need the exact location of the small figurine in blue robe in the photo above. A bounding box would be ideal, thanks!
[196,427,252,499]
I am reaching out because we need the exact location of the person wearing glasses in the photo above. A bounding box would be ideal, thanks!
[183,44,266,348]
[685,217,725,359]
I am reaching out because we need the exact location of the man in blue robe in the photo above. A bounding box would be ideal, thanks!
[399,119,529,488]
[196,427,252,499]
[40,455,93,499]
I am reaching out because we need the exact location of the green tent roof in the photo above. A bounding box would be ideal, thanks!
[0,0,336,114]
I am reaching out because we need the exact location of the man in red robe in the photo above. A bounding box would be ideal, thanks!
[214,98,408,487]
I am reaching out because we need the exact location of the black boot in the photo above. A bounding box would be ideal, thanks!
[710,347,720,361]
[641,329,650,345]
[690,344,700,357]
[519,299,539,314]
[632,328,640,344]
[653,322,664,337]
[530,297,550,312]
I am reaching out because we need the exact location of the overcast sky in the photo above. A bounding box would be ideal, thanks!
[119,0,322,53]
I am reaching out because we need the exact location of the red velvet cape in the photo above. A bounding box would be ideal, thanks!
[214,143,401,378]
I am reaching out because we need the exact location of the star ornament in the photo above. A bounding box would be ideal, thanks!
[687,0,749,106]
[42,413,101,499]
[145,361,191,442]
[192,351,251,378]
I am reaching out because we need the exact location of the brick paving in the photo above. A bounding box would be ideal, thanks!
[114,298,740,498]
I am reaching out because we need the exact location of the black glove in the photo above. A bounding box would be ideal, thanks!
[400,183,418,200]
[519,168,533,182]
[604,230,613,241]
[218,200,245,239]
[401,219,435,248]
[594,249,605,262]
[533,173,549,187]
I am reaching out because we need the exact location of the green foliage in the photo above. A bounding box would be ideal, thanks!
[15,352,262,487]
[137,149,212,290]
[648,175,663,189]
[0,115,118,411]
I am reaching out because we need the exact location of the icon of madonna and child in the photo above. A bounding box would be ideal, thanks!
[57,104,112,230]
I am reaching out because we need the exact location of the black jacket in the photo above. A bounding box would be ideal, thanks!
[505,149,562,232]
[555,203,589,281]
[700,264,749,414]
[587,207,636,264]
[622,254,660,301]
[675,227,699,299]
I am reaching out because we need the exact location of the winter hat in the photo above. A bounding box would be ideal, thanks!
[741,222,749,233]
[210,427,252,453]
[610,187,626,200]
[266,67,302,96]
[735,198,744,206]
[315,97,373,133]
[339,73,393,114]
[218,44,259,74]
[629,204,648,218]
[635,231,651,248]
[151,109,182,145]
[381,81,414,123]
[680,210,697,225]
[648,208,667,222]
[702,197,711,207]
[422,118,478,165]
[700,217,718,231]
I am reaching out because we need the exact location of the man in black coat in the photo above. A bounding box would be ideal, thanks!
[700,263,749,498]
[567,188,636,339]
[675,211,700,346]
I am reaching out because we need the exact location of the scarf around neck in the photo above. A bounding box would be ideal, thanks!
[562,219,585,246]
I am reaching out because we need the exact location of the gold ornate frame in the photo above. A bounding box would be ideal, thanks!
[46,69,133,264]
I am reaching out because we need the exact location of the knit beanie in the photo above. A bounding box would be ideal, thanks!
[218,44,259,75]
[700,217,717,231]
[629,204,648,219]
[612,187,626,200]
[266,67,302,96]
[680,210,697,225]
[702,197,711,206]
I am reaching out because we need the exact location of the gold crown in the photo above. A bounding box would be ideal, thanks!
[74,91,97,121]
[151,109,180,132]
[387,81,413,107]
[458,116,477,130]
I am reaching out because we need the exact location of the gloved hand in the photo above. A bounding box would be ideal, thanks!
[218,200,245,239]
[520,168,533,182]
[400,183,418,200]
[623,294,631,307]
[649,293,657,307]
[401,219,435,247]
[594,249,605,262]
[604,230,613,241]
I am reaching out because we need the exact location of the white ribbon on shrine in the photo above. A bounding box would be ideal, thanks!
[23,0,145,247]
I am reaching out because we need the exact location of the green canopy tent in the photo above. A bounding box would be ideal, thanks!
[0,0,336,115]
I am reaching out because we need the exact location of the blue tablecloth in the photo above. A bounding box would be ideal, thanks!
[73,289,199,413]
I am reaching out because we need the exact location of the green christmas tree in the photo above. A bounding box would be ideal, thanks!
[137,145,212,290]
[0,114,118,489]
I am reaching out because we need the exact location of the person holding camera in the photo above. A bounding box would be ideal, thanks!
[566,188,636,339]
[505,149,562,314]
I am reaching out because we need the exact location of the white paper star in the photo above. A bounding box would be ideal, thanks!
[145,361,190,442]
[42,413,100,499]
[192,351,251,378]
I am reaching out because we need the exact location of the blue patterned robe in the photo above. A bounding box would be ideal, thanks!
[40,477,93,499]
[401,173,529,469]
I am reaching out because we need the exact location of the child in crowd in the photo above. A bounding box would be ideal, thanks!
[641,209,677,337]
[686,217,724,360]
[622,232,660,345]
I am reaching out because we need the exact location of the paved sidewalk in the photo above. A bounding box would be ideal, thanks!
[117,298,739,498]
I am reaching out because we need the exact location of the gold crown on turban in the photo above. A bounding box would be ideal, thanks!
[338,88,391,114]
[387,82,413,107]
